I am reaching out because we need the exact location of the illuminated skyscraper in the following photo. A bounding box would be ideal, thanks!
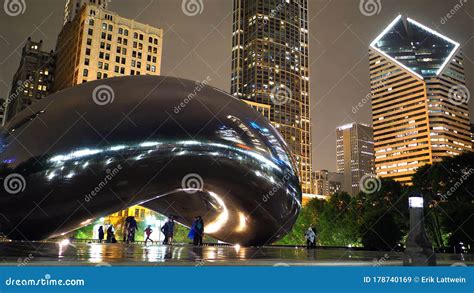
[336,122,374,195]
[2,38,55,124]
[231,0,313,193]
[54,3,162,91]
[63,0,109,25]
[370,15,472,184]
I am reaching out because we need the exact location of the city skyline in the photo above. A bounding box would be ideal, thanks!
[0,0,472,173]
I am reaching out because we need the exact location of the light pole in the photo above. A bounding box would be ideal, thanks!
[403,193,436,266]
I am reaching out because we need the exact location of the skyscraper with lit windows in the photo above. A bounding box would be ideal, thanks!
[370,15,472,184]
[336,122,374,195]
[54,3,162,92]
[231,0,313,193]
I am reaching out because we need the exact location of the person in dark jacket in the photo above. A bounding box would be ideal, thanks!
[190,216,204,246]
[98,226,104,243]
[127,216,138,243]
[161,217,175,245]
[106,225,114,243]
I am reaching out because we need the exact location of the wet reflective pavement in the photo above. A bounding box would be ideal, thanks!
[1,242,472,266]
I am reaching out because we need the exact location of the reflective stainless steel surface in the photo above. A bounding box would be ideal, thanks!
[1,242,471,266]
[0,76,301,245]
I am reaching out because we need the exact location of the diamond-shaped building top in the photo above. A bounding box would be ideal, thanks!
[370,15,459,79]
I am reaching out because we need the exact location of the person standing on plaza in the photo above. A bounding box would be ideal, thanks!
[106,225,114,243]
[98,226,104,243]
[305,226,316,249]
[189,216,204,246]
[166,217,175,245]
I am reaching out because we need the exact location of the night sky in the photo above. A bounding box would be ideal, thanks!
[0,0,472,172]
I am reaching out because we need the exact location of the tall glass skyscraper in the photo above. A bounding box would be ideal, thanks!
[336,122,374,195]
[231,0,313,193]
[370,15,472,184]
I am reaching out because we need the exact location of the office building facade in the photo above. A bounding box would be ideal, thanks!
[312,170,343,196]
[336,122,375,195]
[370,15,472,184]
[231,0,313,193]
[54,3,163,92]
[2,38,55,124]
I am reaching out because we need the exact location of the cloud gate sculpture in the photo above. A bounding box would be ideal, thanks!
[0,76,301,245]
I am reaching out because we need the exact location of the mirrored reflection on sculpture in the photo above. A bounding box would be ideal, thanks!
[0,76,301,245]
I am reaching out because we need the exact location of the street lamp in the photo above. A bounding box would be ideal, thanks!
[403,193,436,266]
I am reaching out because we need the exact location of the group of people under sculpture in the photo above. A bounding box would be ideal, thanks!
[98,217,316,248]
[97,216,205,246]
